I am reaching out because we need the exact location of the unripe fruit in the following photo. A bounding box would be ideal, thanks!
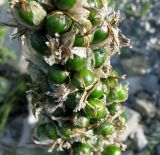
[93,47,106,68]
[66,54,87,71]
[48,65,68,84]
[15,0,47,27]
[73,142,92,155]
[89,82,104,99]
[37,124,49,139]
[45,12,72,35]
[72,69,94,89]
[107,85,128,102]
[74,34,93,47]
[37,123,59,140]
[45,123,60,140]
[107,103,121,115]
[51,0,76,11]
[102,145,122,155]
[92,27,109,44]
[95,122,114,136]
[85,98,106,121]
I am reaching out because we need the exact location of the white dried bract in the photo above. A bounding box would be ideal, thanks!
[68,0,90,19]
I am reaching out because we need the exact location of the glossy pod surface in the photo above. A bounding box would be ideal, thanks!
[102,145,122,155]
[48,65,68,84]
[93,47,106,68]
[72,69,94,89]
[37,123,59,140]
[51,0,76,10]
[85,98,106,121]
[92,27,109,44]
[73,142,92,155]
[45,12,72,35]
[89,82,104,99]
[95,122,114,136]
[66,54,87,71]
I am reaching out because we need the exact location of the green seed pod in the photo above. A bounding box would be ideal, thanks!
[51,0,76,11]
[73,34,93,47]
[30,30,50,55]
[93,47,106,68]
[73,142,92,155]
[92,27,109,44]
[107,77,118,88]
[87,0,105,20]
[15,0,47,27]
[66,54,87,71]
[45,11,72,35]
[85,98,106,121]
[48,64,68,84]
[95,122,114,136]
[102,145,122,155]
[37,124,50,140]
[37,123,59,140]
[45,123,60,140]
[107,103,121,115]
[89,82,104,99]
[107,84,128,102]
[60,122,75,138]
[72,69,94,89]
[65,92,81,110]
[91,17,101,26]
[72,113,90,128]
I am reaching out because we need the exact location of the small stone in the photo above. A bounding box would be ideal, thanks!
[121,56,149,76]
[135,99,157,118]
[141,75,159,94]
[123,76,143,94]
[135,126,148,150]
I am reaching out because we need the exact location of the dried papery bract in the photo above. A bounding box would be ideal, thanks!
[8,0,131,154]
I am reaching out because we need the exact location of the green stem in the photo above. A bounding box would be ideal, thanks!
[0,97,17,132]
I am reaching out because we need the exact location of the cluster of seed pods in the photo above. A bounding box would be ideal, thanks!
[10,0,130,154]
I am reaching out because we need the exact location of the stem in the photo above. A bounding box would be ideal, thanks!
[0,97,16,132]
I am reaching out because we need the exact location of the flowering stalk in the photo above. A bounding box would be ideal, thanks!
[8,0,131,154]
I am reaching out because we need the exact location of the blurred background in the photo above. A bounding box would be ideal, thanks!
[0,0,160,155]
